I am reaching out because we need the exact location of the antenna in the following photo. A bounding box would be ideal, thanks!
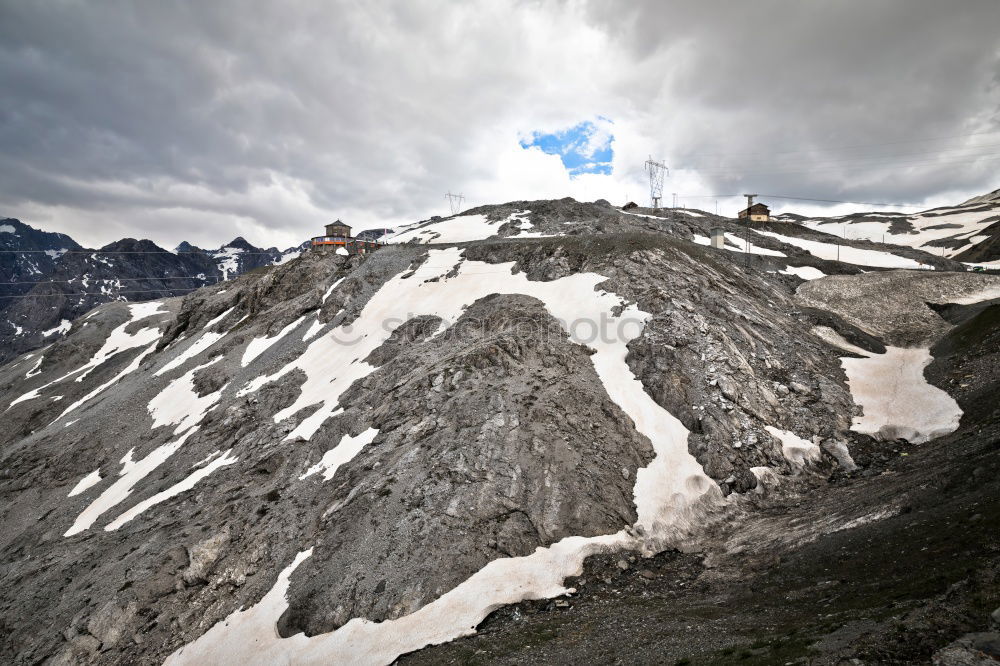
[644,157,668,209]
[445,192,465,215]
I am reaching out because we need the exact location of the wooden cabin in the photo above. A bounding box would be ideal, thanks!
[738,203,770,222]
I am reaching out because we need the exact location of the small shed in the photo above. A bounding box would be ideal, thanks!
[710,227,726,249]
[738,203,770,222]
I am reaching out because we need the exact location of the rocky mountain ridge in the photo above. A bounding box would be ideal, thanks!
[0,217,303,364]
[0,197,998,664]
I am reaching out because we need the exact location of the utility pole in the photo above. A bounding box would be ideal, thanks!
[743,194,757,267]
[644,157,668,209]
[445,192,465,216]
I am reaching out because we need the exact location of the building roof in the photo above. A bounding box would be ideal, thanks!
[739,203,770,214]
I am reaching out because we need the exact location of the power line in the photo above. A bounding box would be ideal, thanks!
[0,249,286,255]
[674,129,1000,160]
[1,276,220,285]
[673,193,923,208]
[675,194,744,199]
[685,141,1000,167]
[681,152,1000,177]
[755,194,924,208]
[1,288,204,300]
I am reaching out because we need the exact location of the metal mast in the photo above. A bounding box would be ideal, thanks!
[644,157,668,209]
[445,192,465,215]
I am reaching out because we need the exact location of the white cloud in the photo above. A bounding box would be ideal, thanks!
[0,1,998,248]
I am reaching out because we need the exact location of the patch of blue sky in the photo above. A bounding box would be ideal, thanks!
[520,118,614,177]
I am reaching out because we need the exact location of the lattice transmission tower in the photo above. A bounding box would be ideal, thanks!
[445,192,465,215]
[644,157,668,209]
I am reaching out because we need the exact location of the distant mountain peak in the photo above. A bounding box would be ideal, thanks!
[960,187,1000,206]
[98,237,168,253]
[221,236,255,251]
[175,240,204,254]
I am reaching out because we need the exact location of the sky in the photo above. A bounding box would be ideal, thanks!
[1,0,999,249]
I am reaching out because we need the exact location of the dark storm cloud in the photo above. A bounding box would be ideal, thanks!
[581,0,1000,204]
[1,1,998,247]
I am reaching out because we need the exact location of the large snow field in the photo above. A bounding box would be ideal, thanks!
[802,206,999,258]
[841,347,961,444]
[385,211,553,244]
[166,532,631,666]
[753,229,927,268]
[386,214,501,244]
[177,247,723,664]
[808,323,963,445]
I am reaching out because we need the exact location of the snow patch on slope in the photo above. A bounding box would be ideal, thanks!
[64,429,197,536]
[42,319,72,337]
[213,247,244,280]
[156,333,224,376]
[764,426,821,467]
[7,303,167,409]
[148,358,225,435]
[322,277,345,304]
[242,316,306,367]
[780,265,825,280]
[104,450,238,531]
[300,429,379,481]
[693,232,787,257]
[55,342,160,423]
[67,469,103,497]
